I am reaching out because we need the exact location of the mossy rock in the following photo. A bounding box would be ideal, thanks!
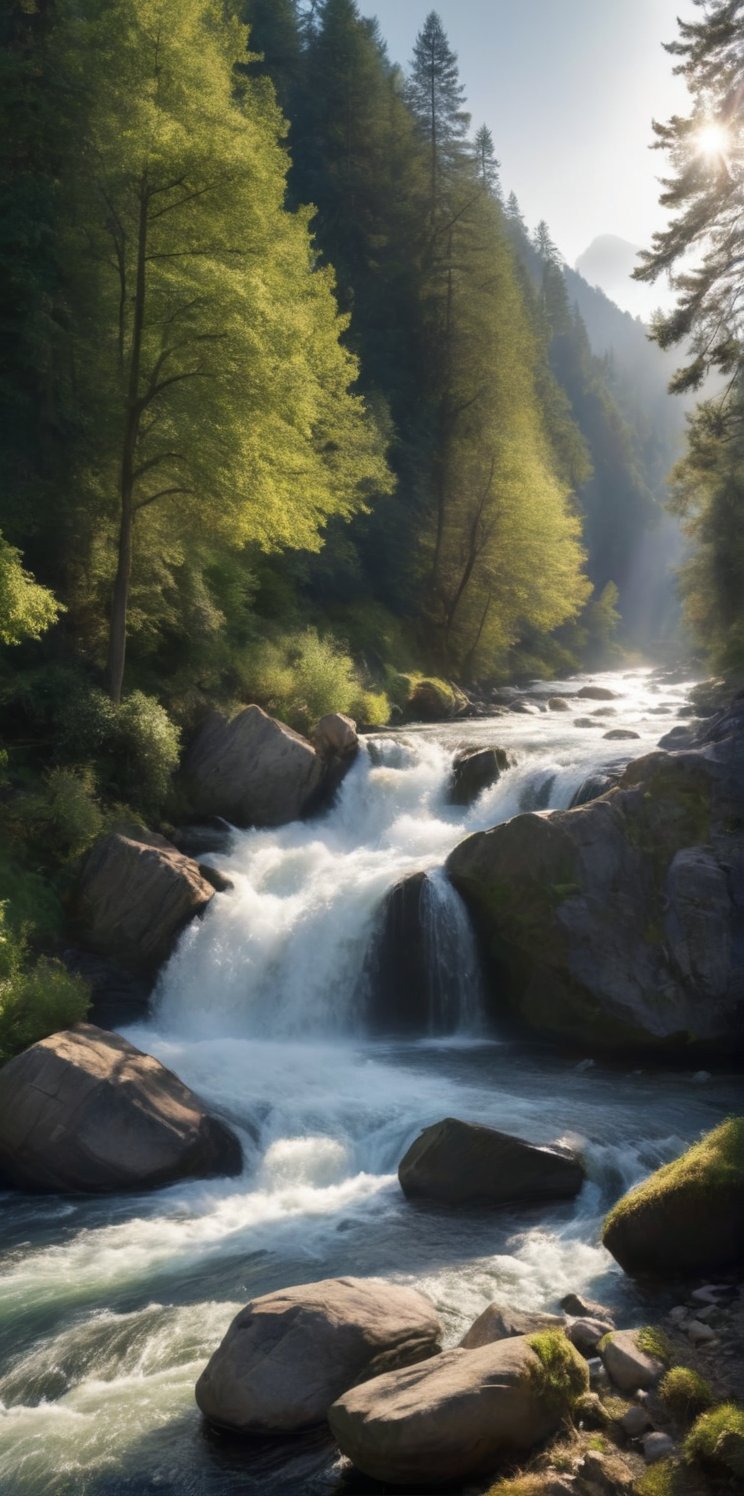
[603,1118,744,1275]
[404,675,468,721]
[684,1401,744,1479]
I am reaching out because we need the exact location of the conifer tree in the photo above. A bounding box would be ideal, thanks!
[407,10,470,220]
[473,124,501,197]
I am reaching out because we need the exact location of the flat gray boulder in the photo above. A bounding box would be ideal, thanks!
[600,1330,665,1393]
[0,1025,242,1193]
[398,1117,584,1207]
[195,1276,441,1435]
[77,828,214,974]
[329,1333,587,1486]
[184,705,324,828]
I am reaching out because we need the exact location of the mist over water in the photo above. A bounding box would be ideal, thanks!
[1,669,739,1496]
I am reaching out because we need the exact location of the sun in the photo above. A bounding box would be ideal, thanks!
[695,121,729,158]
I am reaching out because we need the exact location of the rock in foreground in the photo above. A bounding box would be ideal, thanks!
[184,705,324,827]
[602,1118,744,1276]
[398,1117,584,1207]
[0,1025,242,1193]
[329,1331,588,1487]
[195,1276,441,1435]
[460,1304,564,1349]
[78,828,215,974]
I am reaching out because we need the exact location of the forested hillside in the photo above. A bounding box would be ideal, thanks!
[0,0,699,1048]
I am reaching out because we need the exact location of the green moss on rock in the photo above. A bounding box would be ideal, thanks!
[684,1401,744,1478]
[527,1328,589,1414]
[603,1117,744,1275]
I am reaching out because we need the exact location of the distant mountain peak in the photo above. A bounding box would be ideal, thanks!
[574,235,654,321]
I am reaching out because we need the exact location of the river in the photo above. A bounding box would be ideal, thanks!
[0,668,739,1495]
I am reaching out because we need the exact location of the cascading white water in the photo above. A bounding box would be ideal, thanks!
[2,668,738,1496]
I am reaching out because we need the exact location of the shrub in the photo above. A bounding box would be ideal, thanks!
[20,766,104,863]
[350,688,390,728]
[57,687,180,814]
[684,1402,744,1478]
[527,1329,589,1415]
[660,1367,713,1422]
[0,909,90,1064]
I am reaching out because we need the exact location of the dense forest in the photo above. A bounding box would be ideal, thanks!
[0,0,740,1053]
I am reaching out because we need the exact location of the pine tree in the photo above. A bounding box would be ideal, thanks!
[635,0,744,398]
[473,124,501,197]
[407,10,470,220]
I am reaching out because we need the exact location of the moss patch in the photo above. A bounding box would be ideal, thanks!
[603,1118,744,1241]
[684,1401,744,1478]
[660,1367,713,1422]
[636,1326,673,1365]
[527,1329,589,1415]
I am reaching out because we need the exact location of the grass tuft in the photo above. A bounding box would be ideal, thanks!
[659,1366,713,1422]
[684,1401,744,1478]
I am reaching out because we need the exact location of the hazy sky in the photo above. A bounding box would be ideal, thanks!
[359,0,696,313]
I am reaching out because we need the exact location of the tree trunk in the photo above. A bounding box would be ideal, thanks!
[107,176,148,703]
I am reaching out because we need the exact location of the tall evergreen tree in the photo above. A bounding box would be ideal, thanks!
[473,124,501,197]
[407,10,470,220]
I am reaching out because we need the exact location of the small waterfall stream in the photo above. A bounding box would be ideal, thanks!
[0,668,739,1496]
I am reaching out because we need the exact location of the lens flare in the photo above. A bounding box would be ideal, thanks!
[695,121,729,158]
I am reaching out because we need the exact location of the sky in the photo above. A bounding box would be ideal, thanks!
[358,0,697,316]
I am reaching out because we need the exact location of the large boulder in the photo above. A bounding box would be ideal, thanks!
[448,747,510,806]
[77,829,215,975]
[0,1025,242,1193]
[195,1276,441,1435]
[446,721,744,1052]
[363,872,432,1033]
[602,1118,744,1276]
[398,1118,584,1207]
[184,705,324,828]
[406,677,469,722]
[328,1331,588,1487]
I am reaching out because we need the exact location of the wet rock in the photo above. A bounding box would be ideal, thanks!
[196,864,233,894]
[184,705,324,829]
[407,679,468,721]
[569,772,620,808]
[548,697,571,711]
[328,1334,588,1487]
[195,1276,441,1435]
[363,872,453,1035]
[512,699,540,714]
[398,1117,584,1207]
[561,1293,614,1322]
[601,1331,665,1393]
[77,828,214,975]
[460,1304,564,1348]
[0,1024,242,1193]
[61,948,151,1028]
[577,685,620,701]
[519,773,556,811]
[446,727,744,1052]
[171,819,234,858]
[603,729,640,741]
[659,724,696,748]
[448,746,510,806]
[574,717,600,727]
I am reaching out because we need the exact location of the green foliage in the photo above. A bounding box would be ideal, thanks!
[684,1402,744,1478]
[0,908,89,1065]
[634,1459,679,1496]
[659,1367,713,1422]
[0,531,61,645]
[603,1118,744,1239]
[526,1329,589,1415]
[18,767,104,864]
[56,688,180,814]
[350,689,389,729]
[240,627,378,732]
